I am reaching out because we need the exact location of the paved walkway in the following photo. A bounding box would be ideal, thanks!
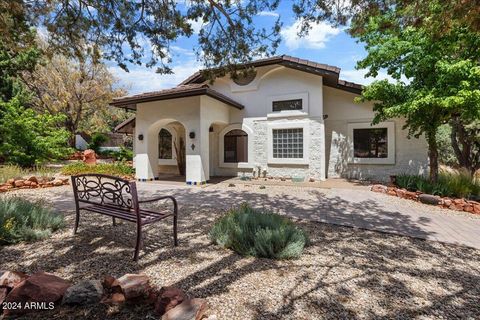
[10,180,480,250]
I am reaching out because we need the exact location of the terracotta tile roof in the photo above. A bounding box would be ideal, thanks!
[110,83,244,110]
[179,55,363,94]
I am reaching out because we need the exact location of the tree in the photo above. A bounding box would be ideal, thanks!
[23,52,128,146]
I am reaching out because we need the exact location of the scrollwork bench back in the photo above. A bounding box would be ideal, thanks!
[71,174,178,261]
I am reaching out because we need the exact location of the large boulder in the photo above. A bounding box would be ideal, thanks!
[418,194,441,205]
[162,298,208,320]
[62,280,103,305]
[4,272,70,315]
[371,184,387,193]
[154,286,186,316]
[83,149,97,165]
[13,179,25,188]
[116,274,150,300]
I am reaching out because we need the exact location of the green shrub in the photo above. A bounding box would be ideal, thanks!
[210,203,309,259]
[60,161,134,177]
[88,133,109,154]
[0,197,64,245]
[99,147,133,161]
[396,171,480,199]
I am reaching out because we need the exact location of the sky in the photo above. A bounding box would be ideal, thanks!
[108,2,392,95]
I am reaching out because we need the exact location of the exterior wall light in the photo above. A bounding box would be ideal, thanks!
[189,131,196,139]
[138,134,144,141]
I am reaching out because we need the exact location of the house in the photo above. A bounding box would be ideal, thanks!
[111,55,428,184]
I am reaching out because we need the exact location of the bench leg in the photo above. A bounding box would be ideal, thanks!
[133,223,142,261]
[73,208,80,235]
[173,214,178,246]
[112,217,116,226]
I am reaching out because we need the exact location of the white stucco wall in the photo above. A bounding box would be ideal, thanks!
[323,86,429,181]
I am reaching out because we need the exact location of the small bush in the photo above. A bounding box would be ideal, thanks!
[210,203,309,259]
[396,171,480,199]
[0,197,64,245]
[99,147,133,161]
[88,133,109,154]
[60,162,134,177]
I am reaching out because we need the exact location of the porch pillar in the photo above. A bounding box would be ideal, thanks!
[184,119,210,185]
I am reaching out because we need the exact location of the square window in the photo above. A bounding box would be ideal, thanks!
[353,128,388,158]
[272,128,304,159]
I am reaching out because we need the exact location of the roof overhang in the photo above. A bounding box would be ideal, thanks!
[180,55,363,95]
[110,84,244,110]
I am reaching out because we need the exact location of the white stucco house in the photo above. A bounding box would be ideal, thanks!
[111,55,428,184]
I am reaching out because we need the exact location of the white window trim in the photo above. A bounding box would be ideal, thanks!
[158,127,177,166]
[347,121,395,165]
[267,121,310,165]
[267,92,309,118]
[219,123,254,169]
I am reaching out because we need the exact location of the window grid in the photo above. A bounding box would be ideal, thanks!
[272,128,303,159]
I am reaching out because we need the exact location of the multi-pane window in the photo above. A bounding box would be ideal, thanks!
[224,129,248,163]
[353,128,388,158]
[272,99,303,112]
[158,129,172,159]
[272,128,304,159]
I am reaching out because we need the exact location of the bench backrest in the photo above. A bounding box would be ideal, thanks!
[71,174,137,210]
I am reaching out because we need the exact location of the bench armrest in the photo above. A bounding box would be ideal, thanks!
[138,196,178,215]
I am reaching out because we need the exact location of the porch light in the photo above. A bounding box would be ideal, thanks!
[189,131,196,139]
[138,134,144,141]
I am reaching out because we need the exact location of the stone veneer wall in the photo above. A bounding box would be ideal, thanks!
[249,118,326,180]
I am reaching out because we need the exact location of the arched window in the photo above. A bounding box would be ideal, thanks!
[159,129,172,159]
[224,129,248,163]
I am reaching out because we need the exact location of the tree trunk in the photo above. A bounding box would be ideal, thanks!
[450,118,479,176]
[426,130,439,182]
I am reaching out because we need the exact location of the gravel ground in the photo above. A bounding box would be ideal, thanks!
[1,194,479,319]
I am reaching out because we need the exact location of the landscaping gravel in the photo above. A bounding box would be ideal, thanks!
[1,191,479,319]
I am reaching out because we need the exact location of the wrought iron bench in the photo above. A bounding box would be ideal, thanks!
[71,174,178,261]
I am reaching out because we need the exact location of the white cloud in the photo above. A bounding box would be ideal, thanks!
[187,19,206,34]
[341,69,409,85]
[281,19,340,50]
[257,11,279,17]
[110,59,202,94]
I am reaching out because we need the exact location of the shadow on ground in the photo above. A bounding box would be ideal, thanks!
[1,186,479,319]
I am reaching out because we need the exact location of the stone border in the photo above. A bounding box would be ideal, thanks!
[0,176,69,193]
[371,185,480,214]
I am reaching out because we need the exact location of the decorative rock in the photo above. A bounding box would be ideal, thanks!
[62,280,103,305]
[101,292,126,305]
[83,149,97,165]
[102,275,120,291]
[116,273,150,300]
[26,176,38,184]
[404,191,417,200]
[395,189,407,198]
[155,286,186,316]
[0,287,7,305]
[162,298,208,320]
[4,272,70,315]
[52,179,64,186]
[473,202,480,214]
[0,270,28,289]
[6,178,15,185]
[13,179,25,188]
[418,194,441,205]
[371,184,387,193]
[0,186,9,192]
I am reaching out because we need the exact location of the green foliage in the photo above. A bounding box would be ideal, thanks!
[210,203,309,260]
[437,125,458,166]
[61,162,134,177]
[0,95,72,167]
[88,133,109,154]
[350,0,480,181]
[396,171,480,199]
[99,147,133,161]
[0,197,64,245]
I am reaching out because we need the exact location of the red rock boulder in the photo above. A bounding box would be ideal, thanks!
[82,149,97,165]
[116,274,150,300]
[4,272,70,315]
[154,286,186,316]
[162,298,208,320]
[0,270,28,289]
